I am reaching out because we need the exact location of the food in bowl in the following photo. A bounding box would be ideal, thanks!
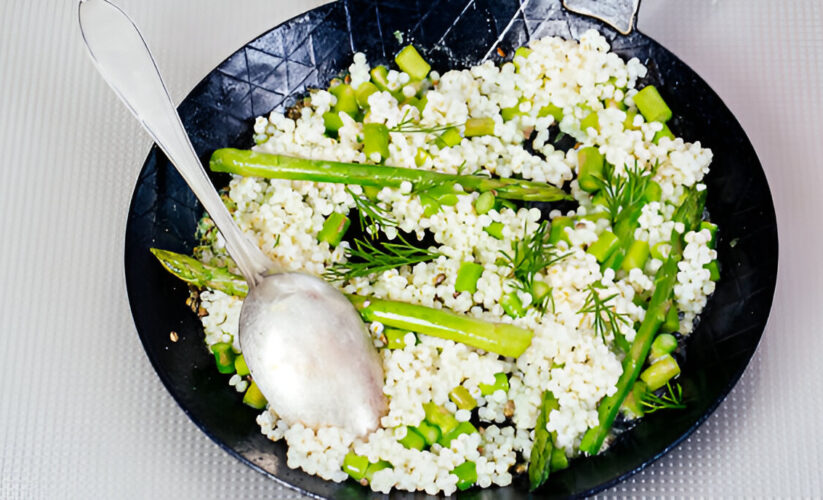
[152,28,718,495]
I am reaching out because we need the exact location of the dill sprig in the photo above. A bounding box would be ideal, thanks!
[500,221,570,313]
[594,160,654,224]
[324,234,440,282]
[578,283,631,342]
[389,109,460,134]
[640,382,686,413]
[346,187,397,238]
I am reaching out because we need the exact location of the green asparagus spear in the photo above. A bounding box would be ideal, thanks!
[529,390,559,490]
[150,248,533,358]
[579,189,706,455]
[150,248,249,296]
[348,295,532,358]
[210,149,571,202]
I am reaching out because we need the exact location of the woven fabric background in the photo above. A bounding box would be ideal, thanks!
[0,0,818,498]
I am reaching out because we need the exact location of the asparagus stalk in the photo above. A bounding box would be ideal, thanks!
[579,189,705,455]
[529,390,559,490]
[348,295,532,358]
[150,248,249,296]
[150,248,533,358]
[209,149,571,202]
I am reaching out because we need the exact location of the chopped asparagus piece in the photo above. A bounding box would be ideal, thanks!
[587,231,619,263]
[580,111,600,132]
[449,386,477,411]
[330,84,358,117]
[438,421,478,447]
[370,65,391,91]
[455,261,483,294]
[398,426,425,450]
[528,390,559,490]
[621,239,650,271]
[395,45,431,80]
[484,221,504,239]
[653,123,675,144]
[242,381,267,409]
[452,461,477,491]
[342,452,369,481]
[479,372,509,396]
[423,402,459,435]
[210,342,235,374]
[435,127,462,148]
[413,420,441,446]
[650,333,678,361]
[501,291,526,318]
[577,146,604,192]
[317,212,350,247]
[640,354,681,391]
[538,103,563,123]
[464,117,495,137]
[549,216,574,245]
[474,191,496,214]
[234,354,250,376]
[634,85,672,123]
[363,123,390,161]
[355,81,379,108]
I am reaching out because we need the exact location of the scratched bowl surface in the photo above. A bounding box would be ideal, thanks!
[124,0,778,497]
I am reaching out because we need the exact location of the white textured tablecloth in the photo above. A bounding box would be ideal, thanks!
[1,0,819,497]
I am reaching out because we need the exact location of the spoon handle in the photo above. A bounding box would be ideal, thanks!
[78,0,273,285]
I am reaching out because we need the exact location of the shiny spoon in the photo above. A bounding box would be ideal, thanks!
[79,0,386,437]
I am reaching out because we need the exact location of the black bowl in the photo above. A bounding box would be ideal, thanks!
[124,0,778,497]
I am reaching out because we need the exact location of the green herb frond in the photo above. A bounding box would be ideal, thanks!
[389,109,460,134]
[594,160,653,224]
[346,187,397,238]
[500,221,570,313]
[641,382,685,413]
[578,283,631,342]
[324,233,440,282]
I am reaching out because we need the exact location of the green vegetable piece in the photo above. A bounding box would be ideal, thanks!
[484,221,504,239]
[242,381,267,409]
[455,261,483,294]
[621,239,650,271]
[580,111,600,132]
[640,354,681,391]
[370,65,391,91]
[464,117,495,137]
[474,191,496,214]
[364,460,392,483]
[645,180,662,202]
[398,426,426,450]
[211,149,572,203]
[705,260,720,281]
[150,248,249,297]
[449,386,477,411]
[452,461,477,491]
[342,452,369,481]
[577,146,604,192]
[479,372,509,396]
[435,127,462,148]
[651,241,670,260]
[415,94,428,113]
[349,295,533,358]
[529,390,559,490]
[650,333,678,361]
[323,111,344,135]
[384,328,413,349]
[653,123,675,144]
[501,291,525,318]
[395,45,431,80]
[701,221,718,248]
[549,216,574,245]
[423,402,459,435]
[318,212,351,247]
[620,380,648,419]
[330,84,358,117]
[587,231,620,263]
[501,103,525,121]
[661,304,680,333]
[439,421,478,448]
[634,85,672,123]
[210,342,235,374]
[538,103,563,123]
[414,147,430,167]
[531,280,551,305]
[401,96,420,110]
[363,123,390,161]
[550,446,569,472]
[414,420,441,447]
[355,81,379,109]
[234,354,250,376]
